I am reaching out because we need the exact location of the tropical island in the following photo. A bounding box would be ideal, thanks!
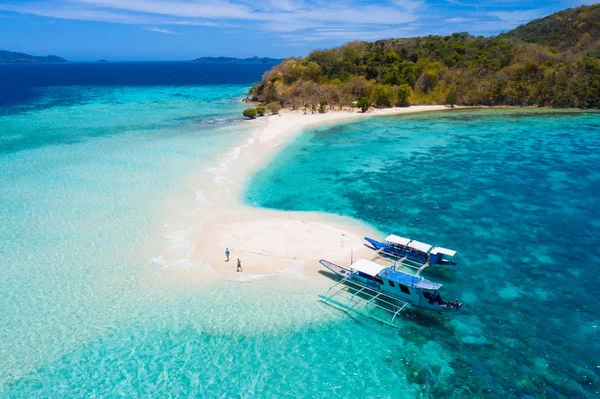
[2,1,600,397]
[0,50,68,63]
[248,4,599,112]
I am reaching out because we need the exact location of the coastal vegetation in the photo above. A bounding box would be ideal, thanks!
[268,102,282,114]
[242,104,281,117]
[242,108,258,119]
[357,97,371,112]
[255,106,266,116]
[250,5,600,109]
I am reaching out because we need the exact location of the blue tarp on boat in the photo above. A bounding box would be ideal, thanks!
[380,269,443,290]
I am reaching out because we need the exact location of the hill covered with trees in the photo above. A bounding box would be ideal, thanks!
[502,5,600,55]
[250,4,600,110]
[0,50,68,63]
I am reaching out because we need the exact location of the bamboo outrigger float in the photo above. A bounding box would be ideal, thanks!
[318,263,410,327]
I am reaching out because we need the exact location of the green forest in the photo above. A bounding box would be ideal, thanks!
[250,4,600,111]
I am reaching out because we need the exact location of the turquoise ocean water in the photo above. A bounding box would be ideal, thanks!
[1,64,598,398]
[246,110,600,397]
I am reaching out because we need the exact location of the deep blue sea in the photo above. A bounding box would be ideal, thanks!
[1,62,599,398]
[0,61,270,109]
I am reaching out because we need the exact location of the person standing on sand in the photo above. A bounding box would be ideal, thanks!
[225,248,230,262]
[237,258,243,272]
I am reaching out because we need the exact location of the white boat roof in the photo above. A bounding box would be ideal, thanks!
[431,246,457,257]
[385,235,411,246]
[407,240,432,253]
[352,259,386,277]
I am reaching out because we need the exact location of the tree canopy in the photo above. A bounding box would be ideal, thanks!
[250,5,600,110]
[242,108,257,119]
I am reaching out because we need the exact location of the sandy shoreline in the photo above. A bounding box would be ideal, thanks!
[154,105,449,283]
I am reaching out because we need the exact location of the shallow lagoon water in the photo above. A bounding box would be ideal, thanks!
[247,109,600,397]
[1,67,598,398]
[0,82,252,395]
[1,67,447,398]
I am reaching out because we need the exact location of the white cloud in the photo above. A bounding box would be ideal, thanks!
[261,20,322,32]
[488,8,549,23]
[446,0,537,6]
[143,26,180,34]
[166,20,240,28]
[0,0,427,44]
[444,17,475,23]
[280,24,419,42]
[0,0,421,24]
[0,0,585,42]
[2,0,573,46]
[77,0,256,19]
[456,19,534,34]
[0,2,154,24]
[257,0,308,12]
[571,0,599,4]
[391,0,425,12]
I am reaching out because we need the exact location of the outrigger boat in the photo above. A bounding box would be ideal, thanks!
[318,258,462,327]
[365,234,459,271]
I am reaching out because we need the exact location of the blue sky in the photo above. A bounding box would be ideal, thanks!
[0,0,597,61]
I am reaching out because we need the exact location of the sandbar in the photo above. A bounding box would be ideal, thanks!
[154,106,449,282]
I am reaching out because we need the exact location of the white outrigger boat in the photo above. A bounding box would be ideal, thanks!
[364,234,459,272]
[319,257,462,327]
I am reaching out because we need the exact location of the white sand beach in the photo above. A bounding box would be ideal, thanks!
[155,105,448,282]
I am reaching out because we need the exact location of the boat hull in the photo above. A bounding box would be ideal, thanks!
[364,237,459,271]
[319,259,353,278]
[319,260,461,313]
[364,237,385,251]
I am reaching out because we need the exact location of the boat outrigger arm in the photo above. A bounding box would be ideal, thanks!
[318,261,410,327]
[318,259,461,328]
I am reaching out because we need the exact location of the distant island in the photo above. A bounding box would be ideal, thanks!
[251,4,600,110]
[192,56,283,64]
[0,50,68,64]
[98,59,109,63]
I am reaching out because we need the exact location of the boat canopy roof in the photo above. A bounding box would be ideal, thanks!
[351,259,386,277]
[407,240,432,253]
[385,235,411,246]
[380,269,443,290]
[431,246,457,257]
[383,234,456,257]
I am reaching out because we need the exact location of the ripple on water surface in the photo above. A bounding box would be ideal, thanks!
[3,278,462,398]
[0,84,249,393]
[2,96,599,397]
